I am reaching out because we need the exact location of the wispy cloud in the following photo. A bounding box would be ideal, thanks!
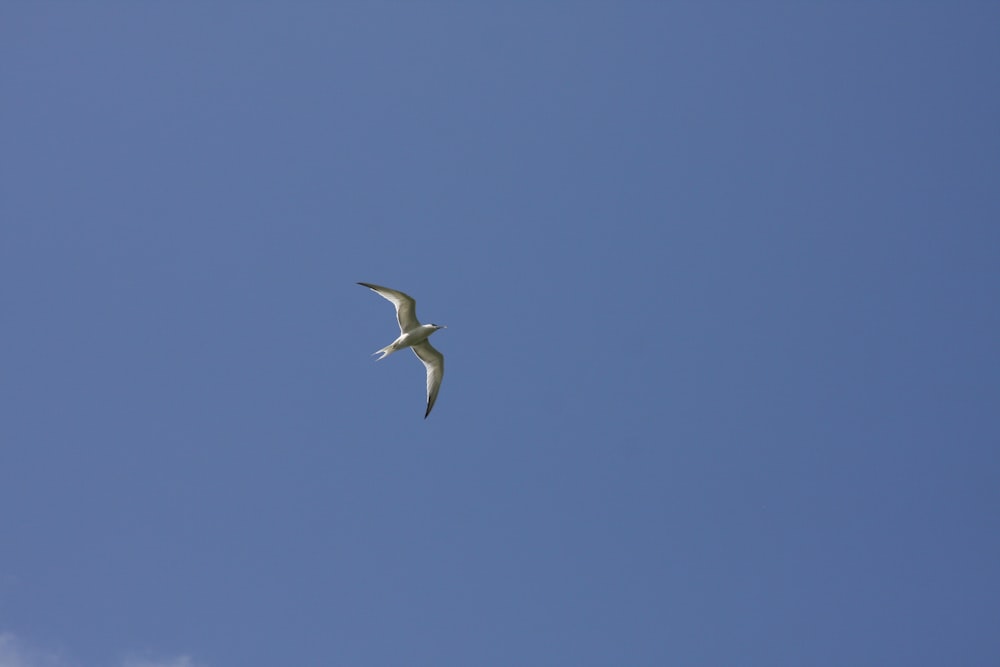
[0,634,200,667]
[0,634,65,667]
[121,657,197,667]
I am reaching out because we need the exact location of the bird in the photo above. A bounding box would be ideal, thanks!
[357,282,446,418]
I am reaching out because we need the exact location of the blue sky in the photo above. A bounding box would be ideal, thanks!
[2,4,999,666]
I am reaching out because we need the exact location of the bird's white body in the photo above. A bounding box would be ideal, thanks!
[375,323,441,360]
[357,282,446,418]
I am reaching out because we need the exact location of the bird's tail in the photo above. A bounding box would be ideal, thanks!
[372,343,396,361]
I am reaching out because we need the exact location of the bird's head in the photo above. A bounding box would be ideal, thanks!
[428,323,447,331]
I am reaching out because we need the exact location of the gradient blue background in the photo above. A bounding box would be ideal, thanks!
[2,4,999,666]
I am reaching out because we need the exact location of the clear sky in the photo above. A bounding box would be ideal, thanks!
[2,4,999,666]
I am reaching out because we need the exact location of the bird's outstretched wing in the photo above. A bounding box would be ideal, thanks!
[411,340,444,419]
[357,282,420,333]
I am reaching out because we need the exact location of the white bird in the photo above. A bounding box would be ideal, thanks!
[357,282,446,418]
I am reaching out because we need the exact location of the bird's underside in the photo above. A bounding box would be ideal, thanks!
[358,282,446,418]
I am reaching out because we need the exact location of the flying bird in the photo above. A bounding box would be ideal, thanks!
[357,282,446,418]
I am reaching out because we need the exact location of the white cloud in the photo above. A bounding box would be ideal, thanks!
[0,634,199,667]
[0,634,66,667]
[121,657,197,667]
